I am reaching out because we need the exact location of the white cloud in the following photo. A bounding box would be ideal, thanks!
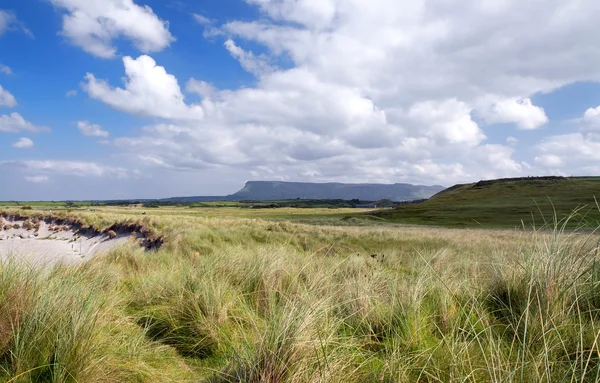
[583,105,600,131]
[25,175,49,183]
[533,104,600,172]
[0,160,131,178]
[479,98,549,130]
[507,136,518,145]
[82,0,600,186]
[0,10,10,35]
[245,0,336,30]
[403,99,485,145]
[535,154,564,167]
[83,55,204,120]
[193,13,211,25]
[0,65,12,75]
[12,137,34,149]
[65,89,77,97]
[0,113,50,133]
[50,0,174,58]
[225,39,274,76]
[0,10,33,38]
[186,78,217,99]
[536,133,600,171]
[0,85,16,107]
[77,121,109,138]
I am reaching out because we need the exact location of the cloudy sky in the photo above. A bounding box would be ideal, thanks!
[1,0,600,200]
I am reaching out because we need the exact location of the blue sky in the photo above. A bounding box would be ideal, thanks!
[1,0,600,200]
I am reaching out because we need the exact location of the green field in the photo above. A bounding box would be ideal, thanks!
[1,205,600,382]
[376,177,600,228]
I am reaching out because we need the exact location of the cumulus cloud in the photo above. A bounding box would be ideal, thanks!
[0,113,50,133]
[83,55,204,120]
[403,99,485,145]
[12,137,34,149]
[0,10,33,38]
[77,121,109,137]
[83,0,600,186]
[50,0,174,58]
[0,85,16,107]
[479,98,549,130]
[536,133,600,172]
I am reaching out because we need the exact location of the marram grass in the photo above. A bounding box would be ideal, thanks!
[0,207,599,382]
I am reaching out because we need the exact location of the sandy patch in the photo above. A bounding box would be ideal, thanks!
[0,217,135,266]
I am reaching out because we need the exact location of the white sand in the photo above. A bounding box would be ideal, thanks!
[0,217,132,266]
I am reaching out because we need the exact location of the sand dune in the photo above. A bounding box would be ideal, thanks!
[0,217,131,266]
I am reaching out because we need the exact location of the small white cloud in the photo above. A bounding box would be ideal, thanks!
[0,113,50,133]
[0,10,10,35]
[506,136,518,145]
[0,85,17,107]
[25,175,49,183]
[0,65,12,75]
[12,137,34,149]
[0,10,33,38]
[65,89,77,97]
[193,13,211,25]
[50,0,174,58]
[77,120,109,137]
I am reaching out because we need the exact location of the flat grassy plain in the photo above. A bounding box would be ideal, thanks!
[1,206,600,382]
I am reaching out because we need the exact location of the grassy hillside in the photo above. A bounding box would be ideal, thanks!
[1,207,600,382]
[376,176,600,228]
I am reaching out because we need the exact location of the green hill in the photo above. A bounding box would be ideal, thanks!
[375,176,600,228]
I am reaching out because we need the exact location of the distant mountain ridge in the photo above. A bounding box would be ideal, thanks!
[162,181,445,202]
[229,181,444,201]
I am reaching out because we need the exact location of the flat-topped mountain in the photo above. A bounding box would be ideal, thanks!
[160,181,445,203]
[228,181,444,201]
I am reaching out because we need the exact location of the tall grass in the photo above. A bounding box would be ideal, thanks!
[1,207,600,381]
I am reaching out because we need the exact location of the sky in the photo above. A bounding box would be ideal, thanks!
[1,0,600,200]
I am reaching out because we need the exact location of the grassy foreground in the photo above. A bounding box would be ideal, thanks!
[1,208,600,382]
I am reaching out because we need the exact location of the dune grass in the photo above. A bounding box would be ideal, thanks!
[1,207,600,382]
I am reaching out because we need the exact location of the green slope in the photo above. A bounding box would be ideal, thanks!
[375,176,600,228]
